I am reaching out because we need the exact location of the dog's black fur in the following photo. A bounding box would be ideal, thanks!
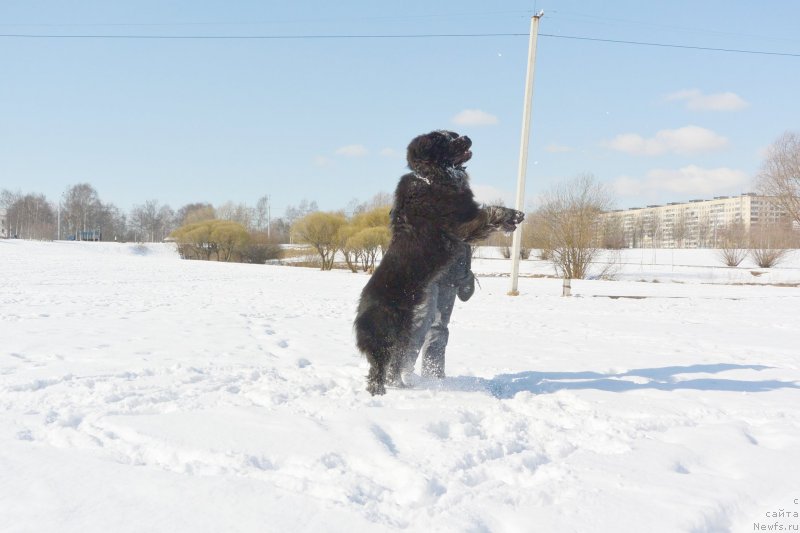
[354,130,525,395]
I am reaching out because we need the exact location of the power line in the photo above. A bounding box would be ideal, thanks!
[0,32,527,39]
[548,9,800,45]
[539,33,800,58]
[0,31,798,57]
[0,11,533,28]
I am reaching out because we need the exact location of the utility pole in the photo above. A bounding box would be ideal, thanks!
[509,10,544,296]
[267,195,271,239]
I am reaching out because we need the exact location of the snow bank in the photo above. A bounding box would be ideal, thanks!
[2,240,800,532]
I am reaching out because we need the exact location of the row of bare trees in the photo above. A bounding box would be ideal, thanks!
[1,184,128,241]
[0,182,322,245]
[4,132,797,281]
[514,167,797,281]
[0,191,56,240]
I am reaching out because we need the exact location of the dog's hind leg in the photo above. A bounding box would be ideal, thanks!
[384,345,407,388]
[368,341,410,393]
[366,357,387,396]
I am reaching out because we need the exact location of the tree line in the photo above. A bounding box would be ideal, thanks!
[3,131,798,277]
[0,183,319,244]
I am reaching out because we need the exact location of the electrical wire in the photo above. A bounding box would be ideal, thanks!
[0,10,533,27]
[0,31,798,57]
[539,33,800,58]
[547,9,800,46]
[0,32,527,39]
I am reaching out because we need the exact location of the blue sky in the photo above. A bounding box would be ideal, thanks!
[1,0,799,217]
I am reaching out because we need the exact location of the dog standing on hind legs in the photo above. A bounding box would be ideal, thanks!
[354,130,524,395]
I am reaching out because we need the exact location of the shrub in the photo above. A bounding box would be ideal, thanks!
[348,226,390,272]
[170,219,250,262]
[750,248,789,268]
[291,211,347,270]
[717,248,747,267]
[501,246,531,259]
[239,232,281,264]
[210,221,251,261]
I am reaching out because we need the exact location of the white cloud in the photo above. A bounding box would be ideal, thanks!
[605,125,728,156]
[451,109,499,126]
[335,144,369,157]
[612,175,646,197]
[665,89,748,111]
[612,165,748,197]
[544,143,573,153]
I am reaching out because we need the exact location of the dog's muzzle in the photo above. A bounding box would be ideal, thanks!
[453,136,472,165]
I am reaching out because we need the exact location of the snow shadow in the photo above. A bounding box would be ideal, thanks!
[434,363,799,399]
[129,244,151,256]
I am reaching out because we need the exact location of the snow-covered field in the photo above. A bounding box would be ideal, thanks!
[2,240,800,532]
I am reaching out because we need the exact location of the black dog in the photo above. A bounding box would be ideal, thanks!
[354,130,524,395]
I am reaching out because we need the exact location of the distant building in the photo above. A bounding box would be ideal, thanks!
[600,193,791,248]
[0,208,7,238]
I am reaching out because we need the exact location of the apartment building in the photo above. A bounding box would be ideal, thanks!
[601,193,790,248]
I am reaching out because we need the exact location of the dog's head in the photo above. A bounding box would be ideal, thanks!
[407,130,472,172]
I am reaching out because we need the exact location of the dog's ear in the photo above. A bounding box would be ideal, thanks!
[406,134,433,165]
[407,131,449,166]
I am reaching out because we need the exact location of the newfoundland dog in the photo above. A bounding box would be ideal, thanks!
[354,130,524,395]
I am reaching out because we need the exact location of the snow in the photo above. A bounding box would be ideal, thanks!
[2,239,800,532]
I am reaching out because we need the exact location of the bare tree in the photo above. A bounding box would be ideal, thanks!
[600,214,626,249]
[696,214,711,248]
[716,221,748,267]
[130,200,174,242]
[1,190,21,231]
[97,203,128,242]
[254,195,270,233]
[346,192,393,217]
[631,213,646,248]
[757,131,800,226]
[217,202,254,230]
[2,192,56,239]
[749,222,793,268]
[671,210,688,248]
[268,218,291,244]
[367,191,392,209]
[1,189,21,237]
[175,203,215,227]
[644,211,662,249]
[284,199,319,227]
[532,174,613,280]
[62,183,102,240]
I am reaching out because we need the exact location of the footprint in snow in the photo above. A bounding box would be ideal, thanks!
[370,424,398,456]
